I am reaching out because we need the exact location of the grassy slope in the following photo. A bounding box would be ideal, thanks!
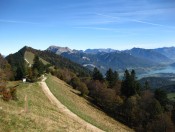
[0,81,90,132]
[24,51,49,65]
[46,75,133,132]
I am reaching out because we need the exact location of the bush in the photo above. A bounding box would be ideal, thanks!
[70,77,89,96]
[77,82,89,96]
[2,90,11,101]
[70,77,80,89]
[10,87,18,100]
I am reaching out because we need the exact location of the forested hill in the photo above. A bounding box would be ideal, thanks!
[6,46,91,78]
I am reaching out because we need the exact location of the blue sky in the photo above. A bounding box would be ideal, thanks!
[0,0,175,55]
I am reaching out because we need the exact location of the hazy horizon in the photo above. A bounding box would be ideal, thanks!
[1,0,175,55]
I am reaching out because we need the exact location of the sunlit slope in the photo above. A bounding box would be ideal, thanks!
[24,51,50,65]
[0,81,94,132]
[46,75,133,132]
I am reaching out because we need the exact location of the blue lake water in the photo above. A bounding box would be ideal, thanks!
[138,66,175,79]
[148,66,175,74]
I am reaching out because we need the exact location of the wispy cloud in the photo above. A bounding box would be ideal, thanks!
[95,13,175,29]
[73,26,134,35]
[74,26,117,31]
[95,13,121,20]
[130,19,167,27]
[0,19,39,24]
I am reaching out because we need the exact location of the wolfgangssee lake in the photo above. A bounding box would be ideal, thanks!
[139,66,175,79]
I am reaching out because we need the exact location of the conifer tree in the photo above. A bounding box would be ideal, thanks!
[92,67,103,81]
[154,88,168,108]
[121,69,140,97]
[105,68,119,88]
[32,55,45,76]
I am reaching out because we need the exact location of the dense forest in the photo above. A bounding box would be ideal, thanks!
[89,69,175,131]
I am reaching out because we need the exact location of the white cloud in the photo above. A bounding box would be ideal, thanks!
[0,19,38,24]
[95,13,175,29]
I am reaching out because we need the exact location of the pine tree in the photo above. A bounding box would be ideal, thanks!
[154,88,168,108]
[32,55,45,76]
[92,67,103,81]
[121,69,131,97]
[121,69,140,97]
[105,68,119,88]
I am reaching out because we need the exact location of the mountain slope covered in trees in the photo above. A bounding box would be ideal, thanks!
[6,46,91,80]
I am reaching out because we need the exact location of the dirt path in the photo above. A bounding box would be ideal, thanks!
[40,77,104,132]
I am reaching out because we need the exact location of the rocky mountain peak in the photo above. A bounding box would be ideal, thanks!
[47,45,74,55]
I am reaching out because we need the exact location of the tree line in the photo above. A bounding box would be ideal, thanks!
[52,66,175,131]
[0,54,17,101]
[88,68,175,131]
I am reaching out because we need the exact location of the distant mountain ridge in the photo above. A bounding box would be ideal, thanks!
[84,48,117,54]
[47,46,175,74]
[124,48,172,63]
[154,47,175,61]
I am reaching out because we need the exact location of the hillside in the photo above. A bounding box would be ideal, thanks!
[6,46,91,78]
[45,75,132,132]
[0,76,132,132]
[0,81,92,132]
[139,76,175,89]
[24,51,49,65]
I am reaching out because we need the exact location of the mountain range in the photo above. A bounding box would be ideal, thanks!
[47,46,175,74]
[4,45,175,76]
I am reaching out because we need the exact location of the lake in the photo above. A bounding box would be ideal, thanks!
[138,66,175,79]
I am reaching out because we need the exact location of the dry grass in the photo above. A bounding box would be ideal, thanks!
[0,75,133,132]
[24,51,49,65]
[0,81,93,132]
[46,75,133,132]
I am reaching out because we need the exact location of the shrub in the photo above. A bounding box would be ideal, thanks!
[77,82,89,96]
[10,87,18,100]
[2,90,11,101]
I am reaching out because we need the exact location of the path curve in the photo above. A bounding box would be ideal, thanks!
[40,77,104,132]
